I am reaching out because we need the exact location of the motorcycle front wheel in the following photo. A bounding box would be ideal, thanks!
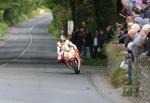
[72,60,80,74]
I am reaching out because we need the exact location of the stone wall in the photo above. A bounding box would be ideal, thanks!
[139,57,150,103]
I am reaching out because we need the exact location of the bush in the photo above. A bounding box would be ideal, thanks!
[3,8,18,26]
[110,68,128,88]
[122,86,133,96]
[0,10,3,22]
[17,14,28,22]
[122,84,139,97]
[48,22,59,38]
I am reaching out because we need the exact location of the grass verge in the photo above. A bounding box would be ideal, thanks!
[0,22,8,37]
[110,68,128,88]
[83,56,107,66]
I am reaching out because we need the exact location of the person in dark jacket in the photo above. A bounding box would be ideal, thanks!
[75,28,83,53]
[92,31,100,58]
[124,35,133,48]
[70,32,77,45]
[118,28,127,44]
[84,30,92,58]
[125,49,134,85]
[146,33,150,56]
[143,32,150,56]
[141,0,150,18]
[105,25,114,42]
[99,30,105,49]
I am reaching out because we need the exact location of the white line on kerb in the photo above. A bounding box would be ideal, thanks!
[0,17,51,69]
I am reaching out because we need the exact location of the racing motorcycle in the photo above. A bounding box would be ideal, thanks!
[62,47,81,74]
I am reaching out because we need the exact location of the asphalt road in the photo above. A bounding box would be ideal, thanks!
[0,14,131,103]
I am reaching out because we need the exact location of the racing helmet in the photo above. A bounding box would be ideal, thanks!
[59,35,66,43]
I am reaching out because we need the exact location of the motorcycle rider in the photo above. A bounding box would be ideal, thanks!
[57,35,78,63]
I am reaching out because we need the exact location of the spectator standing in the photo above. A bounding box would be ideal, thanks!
[92,31,100,58]
[140,0,150,18]
[105,25,114,42]
[145,32,150,56]
[70,32,77,45]
[75,28,83,53]
[118,28,126,44]
[125,49,134,85]
[84,30,92,58]
[99,30,105,50]
[142,32,150,56]
[82,30,86,56]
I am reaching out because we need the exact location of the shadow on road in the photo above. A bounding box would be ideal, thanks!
[0,57,58,65]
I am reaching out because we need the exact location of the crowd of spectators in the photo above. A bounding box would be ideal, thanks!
[116,0,150,85]
[69,25,114,58]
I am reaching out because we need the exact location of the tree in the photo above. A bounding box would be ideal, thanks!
[0,0,44,25]
[93,0,117,29]
[69,0,96,31]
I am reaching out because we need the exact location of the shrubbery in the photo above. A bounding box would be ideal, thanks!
[3,8,18,26]
[122,86,133,96]
[110,68,128,88]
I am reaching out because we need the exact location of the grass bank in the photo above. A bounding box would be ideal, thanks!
[83,55,107,66]
[110,67,128,88]
[106,41,126,71]
[0,22,8,38]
